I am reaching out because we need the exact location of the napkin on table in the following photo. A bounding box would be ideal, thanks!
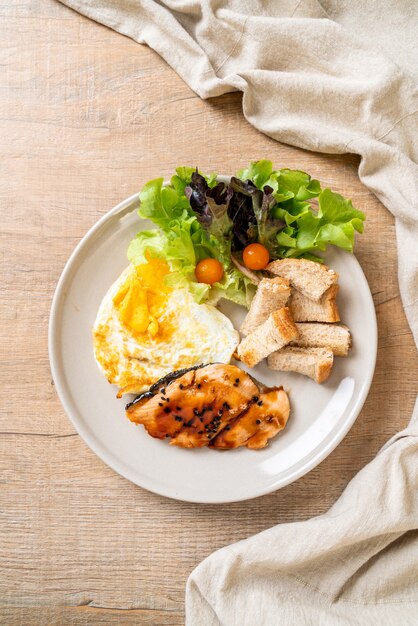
[57,1,418,623]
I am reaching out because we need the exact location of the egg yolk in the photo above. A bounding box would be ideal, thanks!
[113,258,170,337]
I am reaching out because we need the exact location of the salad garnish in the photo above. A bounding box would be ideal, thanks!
[128,161,365,307]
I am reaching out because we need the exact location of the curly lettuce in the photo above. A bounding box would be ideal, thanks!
[128,161,364,307]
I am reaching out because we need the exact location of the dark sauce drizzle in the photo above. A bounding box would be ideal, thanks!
[125,363,213,410]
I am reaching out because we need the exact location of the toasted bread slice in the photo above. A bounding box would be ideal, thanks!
[266,258,338,302]
[268,347,334,383]
[291,323,351,356]
[240,277,291,336]
[290,285,340,323]
[237,307,298,368]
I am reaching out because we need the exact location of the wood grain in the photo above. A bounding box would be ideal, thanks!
[1,1,417,624]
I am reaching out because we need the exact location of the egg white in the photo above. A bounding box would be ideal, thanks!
[93,266,239,394]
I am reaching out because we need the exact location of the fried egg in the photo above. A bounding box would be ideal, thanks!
[93,260,239,395]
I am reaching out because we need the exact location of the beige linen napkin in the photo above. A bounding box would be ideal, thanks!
[58,0,418,622]
[187,403,418,624]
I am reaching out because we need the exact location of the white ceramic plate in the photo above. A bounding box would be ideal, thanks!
[49,188,377,503]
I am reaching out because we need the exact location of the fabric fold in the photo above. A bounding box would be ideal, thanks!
[186,402,418,623]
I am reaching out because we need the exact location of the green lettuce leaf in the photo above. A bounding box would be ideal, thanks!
[207,267,256,308]
[138,178,191,229]
[293,189,365,253]
[127,229,167,265]
[318,188,365,233]
[164,270,210,303]
[278,169,311,195]
[236,160,273,189]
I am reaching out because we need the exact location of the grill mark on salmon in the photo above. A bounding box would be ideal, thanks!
[210,388,289,450]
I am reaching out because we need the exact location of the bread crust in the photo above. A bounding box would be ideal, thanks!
[240,277,291,336]
[290,285,340,323]
[268,347,334,383]
[267,258,338,302]
[291,322,351,356]
[237,307,298,368]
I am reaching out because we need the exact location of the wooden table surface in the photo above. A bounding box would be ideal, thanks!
[1,1,417,624]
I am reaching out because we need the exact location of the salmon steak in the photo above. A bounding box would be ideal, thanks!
[125,363,290,450]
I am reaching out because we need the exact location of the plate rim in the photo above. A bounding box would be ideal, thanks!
[49,189,378,504]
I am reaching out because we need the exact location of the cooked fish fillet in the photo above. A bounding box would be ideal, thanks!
[290,285,340,323]
[267,258,338,302]
[126,363,290,450]
[240,277,291,336]
[268,347,334,383]
[237,307,298,368]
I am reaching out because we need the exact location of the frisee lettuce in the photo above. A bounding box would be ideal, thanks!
[239,160,365,259]
[128,161,365,307]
